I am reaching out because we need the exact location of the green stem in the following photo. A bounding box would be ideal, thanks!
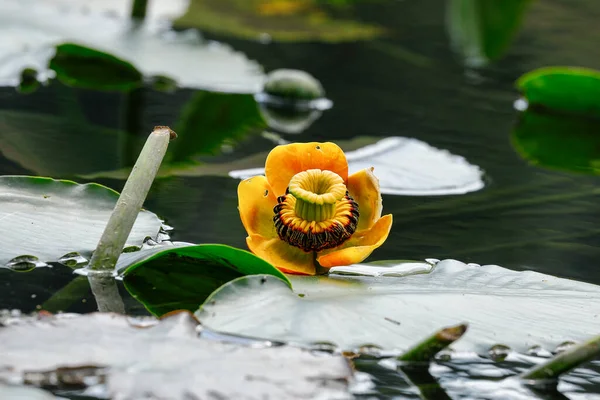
[399,367,452,400]
[520,334,600,381]
[88,274,125,313]
[88,126,176,272]
[397,323,468,362]
[131,0,149,20]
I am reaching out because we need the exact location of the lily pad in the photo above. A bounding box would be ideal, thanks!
[0,311,353,399]
[118,241,289,316]
[175,0,385,43]
[229,137,486,196]
[0,384,57,400]
[195,259,600,353]
[446,0,532,67]
[49,43,143,92]
[516,66,600,118]
[0,0,264,92]
[511,110,600,175]
[0,176,164,268]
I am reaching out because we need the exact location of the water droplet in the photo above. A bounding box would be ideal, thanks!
[514,97,529,112]
[122,246,141,253]
[5,255,47,272]
[435,349,454,362]
[488,344,511,361]
[58,252,88,267]
[358,344,384,358]
[555,341,577,354]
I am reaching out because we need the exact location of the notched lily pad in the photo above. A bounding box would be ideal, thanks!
[0,176,164,268]
[196,259,600,353]
[118,241,289,316]
[0,311,353,399]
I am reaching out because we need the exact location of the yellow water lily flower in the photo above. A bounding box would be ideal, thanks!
[237,142,393,275]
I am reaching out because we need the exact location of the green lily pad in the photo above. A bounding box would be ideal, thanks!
[119,241,289,316]
[516,66,600,118]
[175,0,385,43]
[0,176,164,268]
[49,43,143,92]
[511,110,600,175]
[195,259,600,353]
[0,311,352,399]
[447,0,532,67]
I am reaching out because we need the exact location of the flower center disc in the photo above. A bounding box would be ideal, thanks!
[273,169,359,252]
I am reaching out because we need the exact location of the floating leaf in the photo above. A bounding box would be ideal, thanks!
[0,0,264,92]
[230,137,486,196]
[196,259,600,353]
[516,66,600,118]
[119,241,289,316]
[511,110,600,175]
[49,43,143,92]
[0,176,164,268]
[175,0,385,42]
[446,0,532,67]
[0,311,352,399]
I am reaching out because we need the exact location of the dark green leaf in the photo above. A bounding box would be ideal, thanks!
[121,242,289,316]
[511,110,600,174]
[516,66,600,117]
[170,91,266,163]
[50,43,143,92]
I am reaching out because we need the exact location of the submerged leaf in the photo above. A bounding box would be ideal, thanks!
[511,110,600,175]
[0,311,352,399]
[119,242,289,316]
[50,43,143,92]
[516,66,600,118]
[0,176,164,267]
[446,0,532,67]
[196,260,600,353]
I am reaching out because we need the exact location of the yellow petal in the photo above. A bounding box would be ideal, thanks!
[247,234,316,275]
[317,214,393,268]
[265,142,349,196]
[347,167,382,231]
[237,176,278,239]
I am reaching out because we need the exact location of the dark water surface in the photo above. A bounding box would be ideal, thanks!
[2,1,600,399]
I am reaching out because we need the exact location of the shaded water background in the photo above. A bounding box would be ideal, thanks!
[2,0,600,398]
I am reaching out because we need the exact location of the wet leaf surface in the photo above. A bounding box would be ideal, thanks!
[0,176,164,268]
[0,0,264,92]
[119,241,289,316]
[0,383,57,400]
[196,259,600,353]
[0,311,353,399]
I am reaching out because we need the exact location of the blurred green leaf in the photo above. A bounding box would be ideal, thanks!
[50,43,143,92]
[447,0,532,66]
[121,242,289,316]
[516,66,600,118]
[170,91,266,163]
[175,0,385,42]
[511,110,600,175]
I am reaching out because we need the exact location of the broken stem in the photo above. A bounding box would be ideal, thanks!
[520,334,600,381]
[88,126,176,272]
[131,0,149,20]
[397,323,468,362]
